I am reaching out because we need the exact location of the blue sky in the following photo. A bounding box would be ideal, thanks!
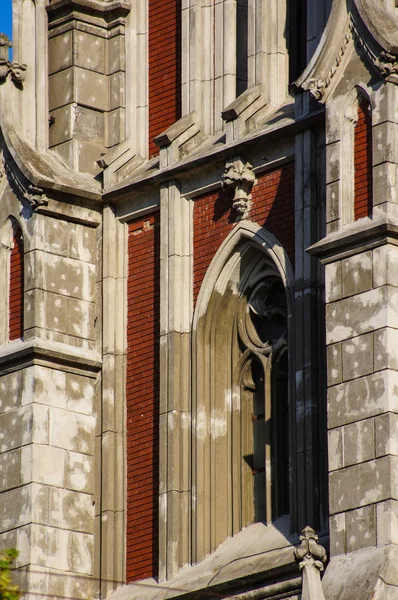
[1,1,13,40]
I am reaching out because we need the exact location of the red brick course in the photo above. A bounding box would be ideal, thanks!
[148,0,181,157]
[193,162,295,304]
[354,98,373,220]
[126,213,160,582]
[9,223,23,341]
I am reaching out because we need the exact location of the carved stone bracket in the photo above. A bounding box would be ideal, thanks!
[294,526,327,600]
[221,158,257,218]
[0,34,27,85]
[23,185,48,209]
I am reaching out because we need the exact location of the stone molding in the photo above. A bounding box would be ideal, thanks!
[294,527,327,600]
[0,34,27,85]
[0,337,102,377]
[221,158,257,218]
[307,217,398,263]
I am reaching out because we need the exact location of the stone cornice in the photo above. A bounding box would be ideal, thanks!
[0,337,101,377]
[307,218,398,264]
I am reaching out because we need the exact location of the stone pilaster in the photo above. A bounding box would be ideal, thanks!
[159,182,192,581]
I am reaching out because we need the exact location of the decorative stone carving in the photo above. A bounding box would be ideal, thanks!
[0,34,27,84]
[221,158,257,218]
[294,526,327,600]
[300,30,352,101]
[23,185,48,208]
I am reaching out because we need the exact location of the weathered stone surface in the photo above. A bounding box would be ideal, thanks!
[374,327,398,372]
[343,418,375,467]
[0,448,21,490]
[346,505,376,552]
[328,370,398,429]
[50,408,95,454]
[341,251,372,298]
[341,332,374,381]
[21,444,65,486]
[329,456,398,515]
[328,427,343,471]
[48,32,72,75]
[375,412,398,457]
[0,370,22,413]
[0,405,49,452]
[326,286,398,345]
[329,513,346,556]
[377,500,398,546]
[73,32,105,74]
[327,343,342,386]
[48,488,94,533]
[373,245,398,288]
[65,451,94,494]
[325,261,342,303]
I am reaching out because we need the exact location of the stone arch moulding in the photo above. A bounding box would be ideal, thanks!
[191,220,296,564]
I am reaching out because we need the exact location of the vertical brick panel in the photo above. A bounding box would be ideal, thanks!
[148,0,182,157]
[193,162,295,304]
[354,98,373,220]
[9,223,24,341]
[126,213,160,582]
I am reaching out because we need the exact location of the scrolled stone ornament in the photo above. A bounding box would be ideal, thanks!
[221,158,257,218]
[294,526,327,600]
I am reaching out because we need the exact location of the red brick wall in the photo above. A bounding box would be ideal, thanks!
[9,223,24,341]
[126,213,160,582]
[148,0,182,158]
[354,98,373,220]
[194,162,295,304]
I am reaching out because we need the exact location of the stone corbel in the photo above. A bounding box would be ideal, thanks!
[221,158,257,218]
[0,34,27,85]
[23,185,48,209]
[294,526,327,600]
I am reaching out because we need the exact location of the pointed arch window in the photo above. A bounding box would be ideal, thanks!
[193,224,294,563]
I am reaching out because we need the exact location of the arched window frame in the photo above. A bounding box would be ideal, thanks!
[0,216,24,345]
[191,221,295,563]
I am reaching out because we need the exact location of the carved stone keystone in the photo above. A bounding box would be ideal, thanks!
[0,34,27,84]
[221,158,257,218]
[294,526,327,600]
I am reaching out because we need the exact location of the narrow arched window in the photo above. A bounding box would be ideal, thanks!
[193,231,294,562]
[9,221,24,341]
[354,97,373,220]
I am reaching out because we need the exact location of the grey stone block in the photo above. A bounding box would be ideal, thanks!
[65,451,94,494]
[346,505,376,552]
[75,68,108,111]
[328,370,394,429]
[343,418,375,467]
[326,286,398,345]
[48,488,94,533]
[48,32,73,75]
[73,31,105,74]
[0,370,22,414]
[326,181,340,223]
[375,412,398,457]
[49,69,74,110]
[329,456,398,514]
[329,513,346,556]
[328,427,343,471]
[342,332,374,381]
[373,245,398,289]
[49,105,74,148]
[341,251,372,298]
[325,262,342,303]
[0,448,21,490]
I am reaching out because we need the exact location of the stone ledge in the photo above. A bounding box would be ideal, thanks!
[0,338,101,377]
[307,217,398,263]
